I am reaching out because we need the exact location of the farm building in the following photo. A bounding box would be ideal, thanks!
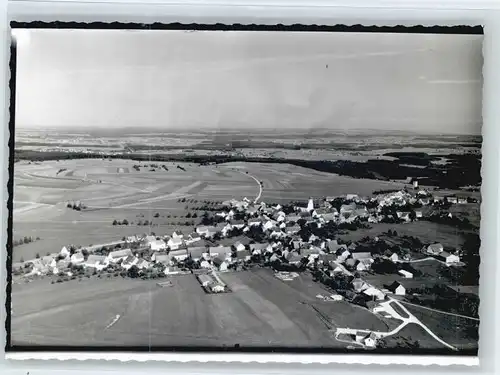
[387,281,406,296]
[356,259,373,272]
[398,270,414,278]
[286,252,303,265]
[249,243,268,254]
[187,232,201,242]
[107,248,133,263]
[427,243,444,255]
[438,252,460,264]
[247,219,262,227]
[121,255,139,270]
[70,252,85,264]
[149,239,167,251]
[85,255,108,270]
[458,198,468,204]
[211,284,225,293]
[197,274,214,287]
[212,256,229,271]
[42,256,57,268]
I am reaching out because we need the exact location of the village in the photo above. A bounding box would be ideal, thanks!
[12,182,479,350]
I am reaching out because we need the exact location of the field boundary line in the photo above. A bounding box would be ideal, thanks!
[398,300,480,321]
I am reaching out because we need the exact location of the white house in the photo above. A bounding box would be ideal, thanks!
[415,211,423,218]
[390,253,399,262]
[150,239,167,251]
[60,246,70,258]
[447,196,458,204]
[398,270,414,278]
[167,237,184,250]
[364,332,378,348]
[439,252,460,264]
[233,241,246,252]
[388,281,406,296]
[263,220,277,231]
[85,255,108,271]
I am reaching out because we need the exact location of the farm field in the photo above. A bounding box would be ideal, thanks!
[12,158,405,262]
[12,269,360,348]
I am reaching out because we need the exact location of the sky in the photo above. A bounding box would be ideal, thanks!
[12,29,484,134]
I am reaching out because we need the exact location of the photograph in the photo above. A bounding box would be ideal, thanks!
[8,24,482,356]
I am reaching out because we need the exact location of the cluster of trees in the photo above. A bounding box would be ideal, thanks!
[407,283,479,318]
[423,213,477,230]
[112,219,130,226]
[66,202,86,211]
[12,236,40,247]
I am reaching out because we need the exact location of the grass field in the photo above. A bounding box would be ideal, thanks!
[12,158,406,262]
[12,269,375,348]
[403,304,479,350]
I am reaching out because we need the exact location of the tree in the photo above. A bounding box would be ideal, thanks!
[112,219,118,226]
[154,213,160,218]
[35,253,40,259]
[127,265,140,278]
[122,219,129,225]
[409,211,417,221]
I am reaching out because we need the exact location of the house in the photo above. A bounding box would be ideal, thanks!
[356,259,373,271]
[235,248,250,261]
[363,287,386,301]
[107,248,133,263]
[233,241,246,252]
[438,252,460,264]
[152,253,171,265]
[269,253,279,263]
[249,243,268,254]
[209,246,232,259]
[363,332,378,348]
[136,259,150,269]
[346,194,359,201]
[167,237,184,250]
[70,252,85,264]
[263,220,277,231]
[172,231,184,239]
[427,243,444,255]
[229,220,246,229]
[187,232,201,242]
[85,255,108,270]
[212,256,229,271]
[351,252,373,261]
[337,249,351,262]
[398,270,413,278]
[415,211,423,218]
[200,259,211,268]
[150,239,167,251]
[170,248,189,262]
[248,218,262,227]
[352,278,369,293]
[196,226,218,237]
[60,246,70,258]
[302,247,322,258]
[41,255,57,269]
[189,246,208,261]
[286,225,301,234]
[287,214,301,223]
[126,235,139,243]
[387,281,406,296]
[390,253,399,262]
[121,255,139,270]
[286,252,303,265]
[319,253,337,266]
[458,198,468,204]
[345,258,357,269]
[446,196,458,204]
[144,235,157,244]
[321,213,337,222]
